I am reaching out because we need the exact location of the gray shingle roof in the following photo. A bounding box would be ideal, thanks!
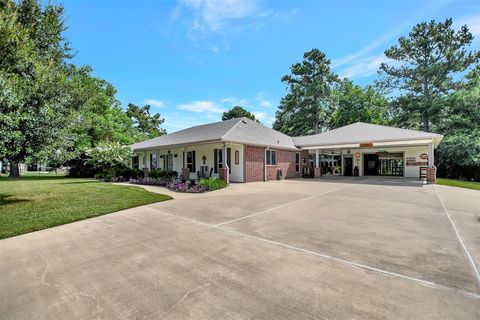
[131,117,298,150]
[293,122,443,147]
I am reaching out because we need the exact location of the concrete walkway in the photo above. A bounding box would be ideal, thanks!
[1,178,479,319]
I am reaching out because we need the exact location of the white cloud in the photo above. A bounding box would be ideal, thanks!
[252,111,266,121]
[332,0,455,78]
[172,0,295,52]
[455,15,480,37]
[220,96,248,106]
[339,54,389,79]
[258,99,273,108]
[254,92,273,108]
[177,100,226,113]
[177,0,261,33]
[143,99,164,108]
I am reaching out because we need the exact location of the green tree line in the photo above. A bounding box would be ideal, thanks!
[274,19,479,181]
[1,1,478,181]
[0,0,166,178]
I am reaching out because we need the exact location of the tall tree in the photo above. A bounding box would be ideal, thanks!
[126,103,166,139]
[434,67,480,180]
[330,79,389,129]
[273,49,338,136]
[379,18,480,132]
[222,106,259,122]
[0,0,73,178]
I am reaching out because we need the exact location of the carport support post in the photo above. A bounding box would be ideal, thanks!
[428,142,434,167]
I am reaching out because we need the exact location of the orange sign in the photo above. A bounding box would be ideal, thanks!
[419,153,428,160]
[359,143,373,148]
[354,152,361,160]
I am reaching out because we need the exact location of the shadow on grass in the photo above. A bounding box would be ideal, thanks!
[61,181,99,185]
[0,176,69,181]
[0,194,31,205]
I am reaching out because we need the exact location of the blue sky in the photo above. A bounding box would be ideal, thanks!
[59,0,480,132]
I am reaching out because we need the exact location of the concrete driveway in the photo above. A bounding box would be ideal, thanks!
[1,178,479,319]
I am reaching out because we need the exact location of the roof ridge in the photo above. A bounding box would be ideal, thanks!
[353,122,440,135]
[221,117,248,140]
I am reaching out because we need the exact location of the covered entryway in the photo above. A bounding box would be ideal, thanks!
[363,154,379,176]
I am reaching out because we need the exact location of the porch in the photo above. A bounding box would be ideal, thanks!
[131,142,245,183]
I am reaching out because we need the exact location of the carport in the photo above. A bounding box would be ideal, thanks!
[293,122,443,179]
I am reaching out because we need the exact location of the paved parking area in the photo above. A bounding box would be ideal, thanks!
[1,178,479,319]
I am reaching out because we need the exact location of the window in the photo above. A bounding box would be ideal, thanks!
[295,153,300,173]
[150,153,157,170]
[132,155,139,170]
[266,150,277,165]
[185,151,196,172]
[214,148,231,173]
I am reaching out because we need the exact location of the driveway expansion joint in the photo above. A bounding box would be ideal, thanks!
[144,205,480,299]
[434,186,480,289]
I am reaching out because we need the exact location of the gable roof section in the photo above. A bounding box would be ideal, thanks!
[293,122,443,147]
[131,117,298,150]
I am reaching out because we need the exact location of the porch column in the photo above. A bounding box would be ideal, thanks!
[220,143,230,184]
[314,149,321,178]
[428,142,434,167]
[183,146,187,168]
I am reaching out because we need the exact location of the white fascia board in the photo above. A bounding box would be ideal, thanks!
[300,139,435,150]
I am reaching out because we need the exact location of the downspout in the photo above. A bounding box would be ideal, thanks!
[264,146,270,182]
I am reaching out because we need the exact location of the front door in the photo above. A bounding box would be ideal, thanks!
[344,157,353,176]
[364,154,379,175]
[164,154,173,171]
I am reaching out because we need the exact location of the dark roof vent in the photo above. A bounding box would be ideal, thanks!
[241,119,247,124]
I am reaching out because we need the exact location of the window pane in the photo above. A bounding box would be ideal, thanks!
[266,150,271,165]
[272,151,276,165]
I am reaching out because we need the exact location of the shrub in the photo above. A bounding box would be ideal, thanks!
[148,169,177,180]
[199,178,227,191]
[117,168,143,179]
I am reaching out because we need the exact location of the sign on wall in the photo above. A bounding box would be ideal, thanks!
[359,143,373,148]
[419,153,429,160]
[354,152,361,160]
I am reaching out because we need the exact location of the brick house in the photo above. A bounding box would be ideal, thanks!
[131,117,443,183]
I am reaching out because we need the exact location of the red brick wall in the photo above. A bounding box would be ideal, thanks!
[244,145,308,182]
[244,145,265,182]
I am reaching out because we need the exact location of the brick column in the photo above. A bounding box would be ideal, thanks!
[180,168,190,182]
[219,166,229,184]
[314,167,321,178]
[426,167,436,183]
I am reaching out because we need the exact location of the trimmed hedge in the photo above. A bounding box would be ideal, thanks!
[199,178,227,191]
[148,169,177,180]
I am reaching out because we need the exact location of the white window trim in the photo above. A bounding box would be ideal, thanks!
[266,150,277,166]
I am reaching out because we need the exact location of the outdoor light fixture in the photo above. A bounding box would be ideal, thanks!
[174,154,177,158]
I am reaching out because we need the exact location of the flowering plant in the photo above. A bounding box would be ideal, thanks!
[166,181,207,193]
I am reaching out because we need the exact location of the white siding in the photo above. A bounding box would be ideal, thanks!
[135,143,245,182]
[342,146,429,178]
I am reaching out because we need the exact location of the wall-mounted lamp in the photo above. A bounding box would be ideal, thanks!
[174,154,178,158]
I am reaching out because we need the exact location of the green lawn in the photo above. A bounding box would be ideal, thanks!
[0,176,171,239]
[436,178,480,191]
